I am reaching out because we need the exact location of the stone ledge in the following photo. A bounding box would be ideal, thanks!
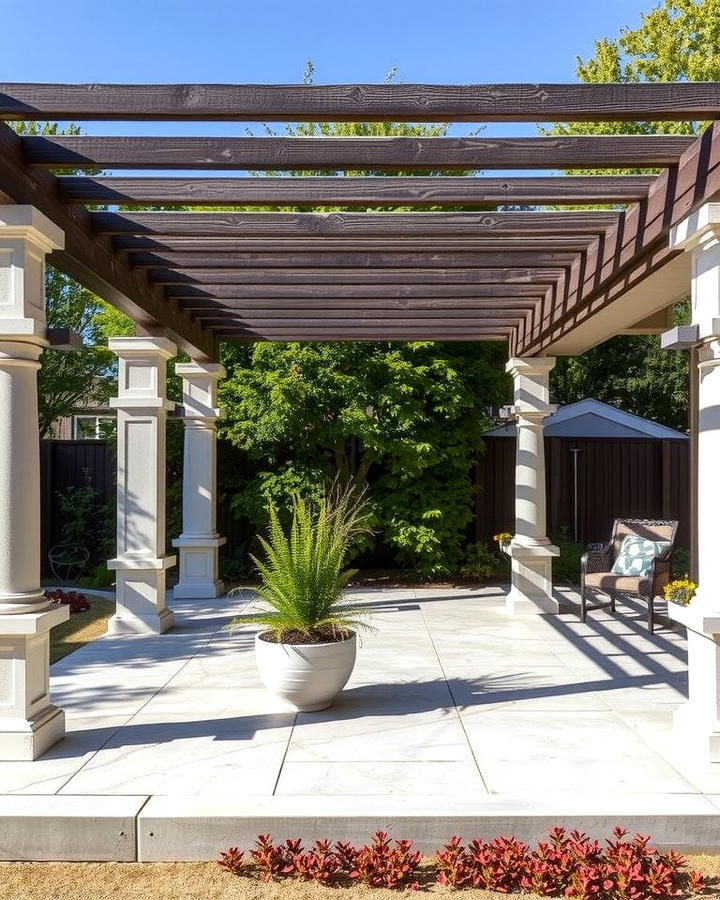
[505,542,560,559]
[0,605,69,635]
[0,795,145,860]
[137,793,720,860]
[667,601,720,635]
[108,555,177,572]
[1,792,718,861]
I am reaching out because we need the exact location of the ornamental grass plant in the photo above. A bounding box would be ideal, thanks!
[228,484,372,644]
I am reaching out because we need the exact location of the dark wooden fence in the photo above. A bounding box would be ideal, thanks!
[40,439,116,575]
[40,434,691,575]
[476,436,690,550]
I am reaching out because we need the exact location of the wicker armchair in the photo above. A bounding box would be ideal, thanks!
[580,518,678,634]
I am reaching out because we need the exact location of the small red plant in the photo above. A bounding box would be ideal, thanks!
[218,827,705,897]
[345,831,421,890]
[435,827,704,899]
[248,833,288,882]
[45,588,90,614]
[288,839,341,883]
[216,846,244,875]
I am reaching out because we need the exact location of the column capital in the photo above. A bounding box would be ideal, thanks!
[505,356,556,379]
[110,335,177,412]
[698,340,720,370]
[108,335,177,359]
[0,206,64,341]
[176,360,225,420]
[0,205,64,255]
[670,203,720,253]
[175,361,226,381]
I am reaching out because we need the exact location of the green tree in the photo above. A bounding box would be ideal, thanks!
[546,0,718,427]
[220,340,507,574]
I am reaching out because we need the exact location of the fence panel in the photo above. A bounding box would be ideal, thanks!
[476,436,690,551]
[40,440,116,574]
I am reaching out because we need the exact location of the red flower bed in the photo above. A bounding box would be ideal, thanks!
[218,827,705,899]
[44,588,90,614]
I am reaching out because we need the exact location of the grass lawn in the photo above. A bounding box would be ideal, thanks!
[49,594,116,664]
[0,857,717,900]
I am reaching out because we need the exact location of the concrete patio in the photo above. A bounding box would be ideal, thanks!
[1,585,720,860]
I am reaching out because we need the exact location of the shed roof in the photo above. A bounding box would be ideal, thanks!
[484,398,688,440]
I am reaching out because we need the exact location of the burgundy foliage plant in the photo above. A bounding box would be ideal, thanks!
[217,826,705,899]
[44,588,90,614]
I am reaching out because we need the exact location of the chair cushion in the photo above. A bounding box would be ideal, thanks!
[584,572,651,594]
[611,536,671,576]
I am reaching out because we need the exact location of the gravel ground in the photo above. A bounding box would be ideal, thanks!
[0,857,718,900]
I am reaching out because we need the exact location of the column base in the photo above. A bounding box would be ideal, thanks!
[505,543,560,614]
[667,600,720,762]
[672,702,720,763]
[0,605,69,760]
[107,557,176,635]
[173,580,225,600]
[172,536,226,600]
[0,705,66,761]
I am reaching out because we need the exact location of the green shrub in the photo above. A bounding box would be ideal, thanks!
[671,547,691,579]
[77,563,115,590]
[552,527,584,585]
[459,542,505,581]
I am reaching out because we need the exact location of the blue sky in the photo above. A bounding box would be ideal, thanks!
[5,0,651,87]
[2,0,655,147]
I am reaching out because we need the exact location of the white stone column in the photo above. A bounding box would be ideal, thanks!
[667,203,720,761]
[504,356,560,614]
[172,362,226,599]
[0,206,69,760]
[108,336,177,634]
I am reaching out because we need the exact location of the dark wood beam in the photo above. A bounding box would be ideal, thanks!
[114,237,594,254]
[216,332,511,342]
[60,175,655,206]
[2,82,718,122]
[23,134,696,171]
[158,267,565,286]
[166,282,548,300]
[520,120,720,355]
[197,311,524,322]
[0,122,216,359]
[177,296,538,311]
[132,247,577,270]
[92,210,622,237]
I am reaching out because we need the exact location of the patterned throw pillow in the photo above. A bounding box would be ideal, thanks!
[611,536,671,577]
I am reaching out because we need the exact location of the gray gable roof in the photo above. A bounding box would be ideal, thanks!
[485,398,687,440]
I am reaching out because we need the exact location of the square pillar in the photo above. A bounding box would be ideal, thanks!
[0,206,69,760]
[108,336,177,634]
[667,203,720,760]
[172,362,226,599]
[504,357,560,614]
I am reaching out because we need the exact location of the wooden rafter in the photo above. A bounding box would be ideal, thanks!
[0,81,717,349]
[92,210,622,237]
[2,82,719,121]
[60,175,654,206]
[23,134,696,170]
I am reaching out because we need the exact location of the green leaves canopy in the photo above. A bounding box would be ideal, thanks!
[219,339,507,574]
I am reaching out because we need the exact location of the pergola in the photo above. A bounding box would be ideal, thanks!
[0,82,719,762]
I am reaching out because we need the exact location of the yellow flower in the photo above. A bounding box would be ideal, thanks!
[664,577,697,606]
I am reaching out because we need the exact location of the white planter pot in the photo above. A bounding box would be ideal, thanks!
[254,631,357,712]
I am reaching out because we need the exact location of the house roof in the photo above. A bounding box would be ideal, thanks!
[484,398,688,440]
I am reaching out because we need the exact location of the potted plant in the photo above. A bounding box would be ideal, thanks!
[493,532,513,552]
[228,485,371,712]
